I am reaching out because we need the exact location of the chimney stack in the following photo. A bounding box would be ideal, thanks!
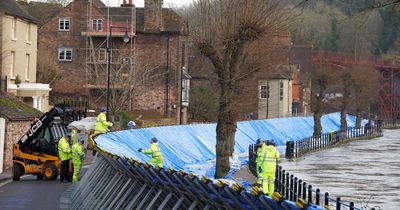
[144,0,163,32]
[121,0,134,7]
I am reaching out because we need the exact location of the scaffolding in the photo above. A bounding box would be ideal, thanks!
[83,1,136,111]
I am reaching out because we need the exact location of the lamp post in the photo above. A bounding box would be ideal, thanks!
[106,26,130,120]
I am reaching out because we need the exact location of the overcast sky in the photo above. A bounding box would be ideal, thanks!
[108,0,193,7]
[29,0,193,8]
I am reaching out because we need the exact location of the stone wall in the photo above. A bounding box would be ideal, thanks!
[3,120,31,170]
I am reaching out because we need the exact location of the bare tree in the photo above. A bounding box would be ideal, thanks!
[87,43,164,120]
[187,0,293,178]
[36,49,62,85]
[350,63,380,127]
[311,63,339,135]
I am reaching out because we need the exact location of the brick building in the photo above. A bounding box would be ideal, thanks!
[0,91,42,172]
[38,0,189,124]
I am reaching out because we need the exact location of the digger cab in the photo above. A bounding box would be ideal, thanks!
[13,121,68,180]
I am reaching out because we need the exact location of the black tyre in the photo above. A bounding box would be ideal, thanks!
[12,164,24,181]
[37,175,44,180]
[43,163,58,180]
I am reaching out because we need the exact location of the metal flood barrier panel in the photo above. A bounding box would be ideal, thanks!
[66,150,325,210]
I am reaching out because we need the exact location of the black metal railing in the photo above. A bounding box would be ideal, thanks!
[248,126,383,210]
[248,151,374,210]
[377,119,400,129]
[275,166,375,210]
[286,126,382,159]
[53,99,89,124]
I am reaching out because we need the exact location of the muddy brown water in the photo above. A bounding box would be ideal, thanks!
[280,129,400,210]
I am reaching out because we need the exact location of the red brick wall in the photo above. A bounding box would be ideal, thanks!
[39,0,187,123]
[38,0,104,95]
[144,0,162,32]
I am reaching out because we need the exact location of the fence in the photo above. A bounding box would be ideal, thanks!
[54,99,89,124]
[275,166,375,210]
[377,119,400,128]
[248,126,382,210]
[286,126,382,159]
[248,155,368,209]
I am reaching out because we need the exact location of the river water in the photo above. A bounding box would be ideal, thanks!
[280,129,400,210]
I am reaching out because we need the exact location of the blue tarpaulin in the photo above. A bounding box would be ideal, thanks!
[95,112,359,176]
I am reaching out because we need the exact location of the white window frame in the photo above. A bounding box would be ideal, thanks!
[58,47,73,61]
[92,19,103,31]
[59,17,71,31]
[260,85,269,99]
[26,23,31,43]
[25,54,30,81]
[10,51,16,78]
[12,18,17,40]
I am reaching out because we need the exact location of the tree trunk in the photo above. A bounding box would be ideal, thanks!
[313,111,322,136]
[340,79,351,130]
[214,86,236,178]
[312,86,325,136]
[355,109,362,128]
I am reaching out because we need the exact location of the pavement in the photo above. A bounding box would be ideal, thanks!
[0,149,95,186]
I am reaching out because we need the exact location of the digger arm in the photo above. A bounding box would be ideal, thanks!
[18,107,64,148]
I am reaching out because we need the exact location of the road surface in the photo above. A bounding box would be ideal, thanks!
[0,166,89,210]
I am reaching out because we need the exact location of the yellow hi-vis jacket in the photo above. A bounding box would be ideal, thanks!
[95,112,112,134]
[259,145,280,176]
[58,137,72,161]
[141,143,164,168]
[71,143,84,164]
[255,143,266,176]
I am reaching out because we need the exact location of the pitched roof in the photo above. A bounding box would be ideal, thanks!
[135,8,184,32]
[0,0,38,23]
[269,65,293,79]
[100,7,135,22]
[17,1,63,26]
[0,91,42,120]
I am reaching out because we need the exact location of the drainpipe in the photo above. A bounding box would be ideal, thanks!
[165,36,170,116]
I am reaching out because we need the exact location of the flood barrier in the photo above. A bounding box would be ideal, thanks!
[62,113,364,209]
[65,149,325,210]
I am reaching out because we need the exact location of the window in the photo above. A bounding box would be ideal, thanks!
[92,19,103,31]
[26,24,31,43]
[98,49,107,62]
[25,54,30,80]
[279,80,284,101]
[59,17,71,31]
[10,51,15,78]
[260,85,269,99]
[12,18,17,39]
[58,47,72,61]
